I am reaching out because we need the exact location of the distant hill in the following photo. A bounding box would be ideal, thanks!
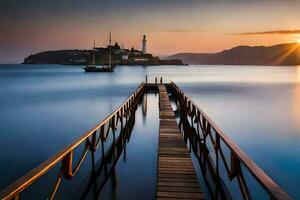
[168,43,300,66]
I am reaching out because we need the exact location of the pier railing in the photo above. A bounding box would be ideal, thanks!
[0,83,145,200]
[169,82,292,200]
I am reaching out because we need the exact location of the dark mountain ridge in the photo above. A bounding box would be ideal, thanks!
[169,43,300,66]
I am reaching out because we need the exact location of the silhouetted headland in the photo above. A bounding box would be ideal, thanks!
[169,43,300,66]
[23,43,184,66]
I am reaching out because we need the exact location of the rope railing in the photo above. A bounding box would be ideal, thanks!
[169,82,292,200]
[0,83,145,200]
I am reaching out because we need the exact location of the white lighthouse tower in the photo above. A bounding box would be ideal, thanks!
[142,35,147,54]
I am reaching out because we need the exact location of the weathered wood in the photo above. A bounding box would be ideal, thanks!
[156,85,205,199]
[157,186,202,193]
[157,191,205,199]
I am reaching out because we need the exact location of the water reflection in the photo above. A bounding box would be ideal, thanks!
[171,87,286,200]
[292,83,300,129]
[172,92,231,199]
[79,106,136,199]
[67,93,153,200]
[177,107,231,200]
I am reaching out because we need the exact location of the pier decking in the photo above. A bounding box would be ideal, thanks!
[157,85,205,199]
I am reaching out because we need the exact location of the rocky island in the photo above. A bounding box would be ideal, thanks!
[24,35,184,66]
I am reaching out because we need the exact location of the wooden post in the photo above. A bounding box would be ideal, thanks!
[13,195,19,200]
[160,77,163,84]
[61,151,73,179]
[229,151,239,180]
[155,77,157,84]
[145,75,148,84]
[90,131,97,152]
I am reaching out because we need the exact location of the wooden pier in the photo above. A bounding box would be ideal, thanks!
[0,80,292,200]
[157,85,205,199]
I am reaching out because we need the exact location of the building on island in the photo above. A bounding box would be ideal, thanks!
[87,34,182,65]
[122,55,129,60]
[142,35,147,54]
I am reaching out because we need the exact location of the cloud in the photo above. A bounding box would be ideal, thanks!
[232,29,300,35]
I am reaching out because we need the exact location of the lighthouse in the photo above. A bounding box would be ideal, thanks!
[142,35,147,54]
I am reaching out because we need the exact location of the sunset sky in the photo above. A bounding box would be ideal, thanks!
[1,0,300,63]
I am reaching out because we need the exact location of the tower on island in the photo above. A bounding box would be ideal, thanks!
[142,35,147,54]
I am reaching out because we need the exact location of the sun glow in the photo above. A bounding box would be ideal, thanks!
[297,38,300,44]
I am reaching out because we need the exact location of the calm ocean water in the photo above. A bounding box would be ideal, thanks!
[0,64,300,199]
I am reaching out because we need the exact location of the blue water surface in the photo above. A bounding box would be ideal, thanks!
[0,64,300,199]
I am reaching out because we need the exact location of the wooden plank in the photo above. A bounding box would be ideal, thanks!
[157,186,202,193]
[156,84,205,200]
[158,173,198,179]
[158,177,199,183]
[158,182,201,187]
[157,198,195,200]
[157,191,205,199]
